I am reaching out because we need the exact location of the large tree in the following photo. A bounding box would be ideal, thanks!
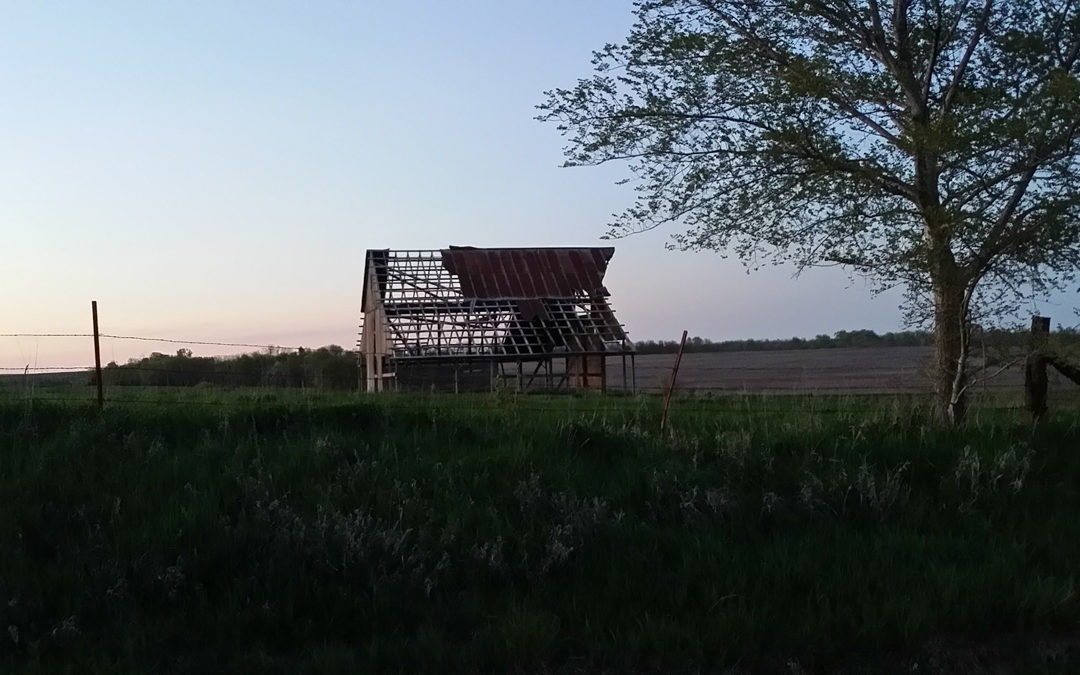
[539,0,1080,423]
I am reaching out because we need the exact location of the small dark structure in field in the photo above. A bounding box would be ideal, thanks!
[358,246,635,392]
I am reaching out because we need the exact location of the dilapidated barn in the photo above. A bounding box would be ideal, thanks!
[358,246,635,392]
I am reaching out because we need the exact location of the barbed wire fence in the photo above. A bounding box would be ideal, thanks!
[1,303,329,408]
[2,306,1077,419]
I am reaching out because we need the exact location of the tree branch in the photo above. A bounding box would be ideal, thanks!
[941,0,994,116]
[970,164,1039,274]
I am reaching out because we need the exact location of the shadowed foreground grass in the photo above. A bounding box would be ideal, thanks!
[1,390,1079,673]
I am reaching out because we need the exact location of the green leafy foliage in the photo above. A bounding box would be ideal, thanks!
[539,0,1080,421]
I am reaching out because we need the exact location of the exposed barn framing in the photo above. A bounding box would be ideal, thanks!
[358,246,635,392]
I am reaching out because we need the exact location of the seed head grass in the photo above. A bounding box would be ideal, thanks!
[0,388,1078,672]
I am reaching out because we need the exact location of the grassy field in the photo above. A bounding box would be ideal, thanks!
[2,388,1080,673]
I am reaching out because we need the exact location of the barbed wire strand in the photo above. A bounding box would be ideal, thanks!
[0,333,302,351]
[0,393,1038,414]
[99,334,304,350]
[0,366,93,371]
[1,367,1026,392]
[0,333,93,338]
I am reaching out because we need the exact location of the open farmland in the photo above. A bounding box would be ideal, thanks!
[617,345,1074,395]
[621,346,940,394]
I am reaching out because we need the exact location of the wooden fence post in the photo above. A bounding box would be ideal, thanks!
[92,300,104,409]
[660,330,688,432]
[1025,315,1050,422]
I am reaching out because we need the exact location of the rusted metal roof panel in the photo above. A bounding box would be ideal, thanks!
[441,247,614,299]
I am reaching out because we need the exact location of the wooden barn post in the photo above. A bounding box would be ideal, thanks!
[1025,316,1051,422]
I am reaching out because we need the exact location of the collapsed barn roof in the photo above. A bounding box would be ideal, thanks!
[441,247,612,299]
[360,246,631,362]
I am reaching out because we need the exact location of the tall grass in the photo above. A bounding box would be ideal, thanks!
[0,389,1078,672]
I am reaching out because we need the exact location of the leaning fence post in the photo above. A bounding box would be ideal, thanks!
[91,300,104,409]
[1025,315,1050,422]
[660,330,688,432]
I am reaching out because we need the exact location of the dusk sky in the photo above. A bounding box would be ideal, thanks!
[2,2,1075,370]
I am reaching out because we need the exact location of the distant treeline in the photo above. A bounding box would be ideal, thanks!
[634,327,1080,354]
[73,327,1080,389]
[634,330,933,354]
[103,346,357,390]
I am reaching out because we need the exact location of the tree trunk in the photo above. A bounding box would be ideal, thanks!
[933,281,969,425]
